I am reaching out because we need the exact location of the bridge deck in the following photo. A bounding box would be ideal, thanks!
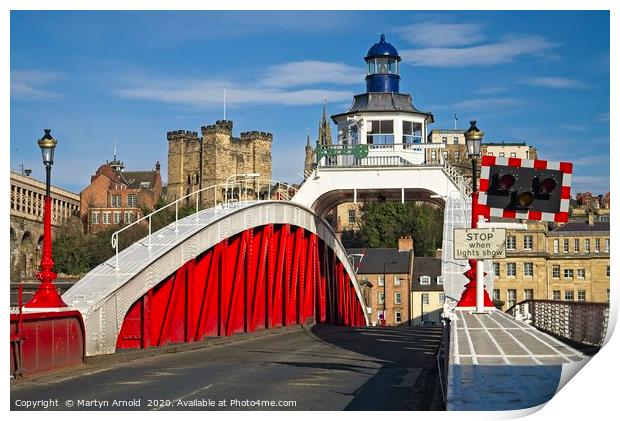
[447,309,585,411]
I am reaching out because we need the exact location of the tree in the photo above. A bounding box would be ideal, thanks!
[345,201,444,256]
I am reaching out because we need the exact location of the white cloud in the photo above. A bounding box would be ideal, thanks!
[396,22,486,47]
[117,78,354,108]
[523,77,587,89]
[401,35,558,67]
[571,155,609,167]
[452,97,520,111]
[262,61,362,87]
[476,86,510,95]
[11,70,62,100]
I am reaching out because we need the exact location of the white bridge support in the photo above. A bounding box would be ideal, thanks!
[292,165,467,216]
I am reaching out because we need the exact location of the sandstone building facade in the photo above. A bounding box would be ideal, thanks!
[167,120,272,206]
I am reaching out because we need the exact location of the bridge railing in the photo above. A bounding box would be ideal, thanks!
[506,299,609,347]
[110,178,298,270]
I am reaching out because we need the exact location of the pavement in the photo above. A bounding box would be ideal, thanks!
[10,324,444,411]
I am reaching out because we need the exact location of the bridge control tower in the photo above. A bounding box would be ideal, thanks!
[328,34,438,167]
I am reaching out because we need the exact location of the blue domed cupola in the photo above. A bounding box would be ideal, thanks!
[365,34,401,93]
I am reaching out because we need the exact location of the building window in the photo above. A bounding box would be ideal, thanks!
[507,289,517,308]
[127,194,137,207]
[563,269,574,279]
[422,293,429,305]
[442,136,448,144]
[510,152,517,158]
[453,136,459,145]
[506,235,516,250]
[574,239,580,253]
[91,212,100,225]
[584,238,590,253]
[607,289,610,303]
[524,289,534,300]
[113,212,121,224]
[563,239,569,253]
[595,238,600,253]
[553,290,561,300]
[431,150,437,160]
[378,276,384,286]
[507,262,516,277]
[394,277,402,286]
[378,292,385,304]
[552,265,560,278]
[394,293,402,304]
[367,120,394,145]
[103,212,110,225]
[577,290,586,302]
[402,121,422,144]
[607,266,610,277]
[395,311,402,324]
[436,276,443,285]
[577,268,585,279]
[493,289,500,300]
[564,290,574,301]
[488,152,494,156]
[420,276,431,285]
[524,262,533,277]
[111,194,121,207]
[348,209,356,224]
[442,151,449,160]
[439,293,445,303]
[493,262,500,277]
[454,151,460,161]
[605,238,609,253]
[499,152,505,157]
[124,211,133,224]
[553,239,559,254]
[523,235,533,250]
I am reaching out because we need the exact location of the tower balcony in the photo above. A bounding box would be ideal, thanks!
[316,142,446,168]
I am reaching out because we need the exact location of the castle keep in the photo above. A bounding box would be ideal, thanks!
[167,120,272,205]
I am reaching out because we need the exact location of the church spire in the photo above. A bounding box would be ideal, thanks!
[318,99,333,146]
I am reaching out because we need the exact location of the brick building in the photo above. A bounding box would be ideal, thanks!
[80,157,162,233]
[348,236,414,326]
[167,120,272,206]
[491,219,610,309]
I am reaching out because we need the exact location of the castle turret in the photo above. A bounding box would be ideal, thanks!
[365,34,401,93]
[318,101,333,146]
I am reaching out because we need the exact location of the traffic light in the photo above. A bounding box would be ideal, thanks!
[478,156,572,223]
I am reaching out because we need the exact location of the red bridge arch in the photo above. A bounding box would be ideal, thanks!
[117,223,366,349]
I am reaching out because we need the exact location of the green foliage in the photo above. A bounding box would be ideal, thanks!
[341,202,444,257]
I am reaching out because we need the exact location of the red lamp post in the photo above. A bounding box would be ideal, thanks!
[25,129,67,308]
[456,121,493,310]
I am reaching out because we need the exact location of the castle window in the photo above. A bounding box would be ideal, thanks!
[187,175,191,185]
[194,174,200,185]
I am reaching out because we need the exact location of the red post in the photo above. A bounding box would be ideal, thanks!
[456,191,493,308]
[25,196,67,308]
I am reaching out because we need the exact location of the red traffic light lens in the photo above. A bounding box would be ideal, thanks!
[498,173,516,190]
[540,177,557,194]
[518,191,535,208]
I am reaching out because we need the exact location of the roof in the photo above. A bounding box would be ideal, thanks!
[411,257,443,291]
[121,171,157,189]
[484,142,527,147]
[550,221,610,234]
[347,248,410,274]
[331,93,434,122]
[365,34,400,60]
[429,129,465,135]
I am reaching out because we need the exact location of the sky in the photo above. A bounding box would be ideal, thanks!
[10,10,610,194]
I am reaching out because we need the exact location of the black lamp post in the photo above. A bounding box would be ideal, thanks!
[465,120,483,193]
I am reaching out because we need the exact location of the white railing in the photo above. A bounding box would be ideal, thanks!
[110,178,298,270]
[442,160,471,197]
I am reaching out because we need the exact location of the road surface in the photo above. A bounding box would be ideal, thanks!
[11,325,444,411]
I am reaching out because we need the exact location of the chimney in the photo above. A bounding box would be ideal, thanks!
[155,161,161,172]
[398,235,414,252]
[588,210,594,226]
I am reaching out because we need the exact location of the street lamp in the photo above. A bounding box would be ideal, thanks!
[457,121,492,313]
[25,129,67,308]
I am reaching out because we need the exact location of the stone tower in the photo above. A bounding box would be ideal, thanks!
[167,120,272,206]
[318,101,333,146]
[304,132,314,178]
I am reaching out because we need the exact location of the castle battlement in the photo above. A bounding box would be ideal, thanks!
[167,130,199,141]
[201,120,234,135]
[240,131,273,142]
